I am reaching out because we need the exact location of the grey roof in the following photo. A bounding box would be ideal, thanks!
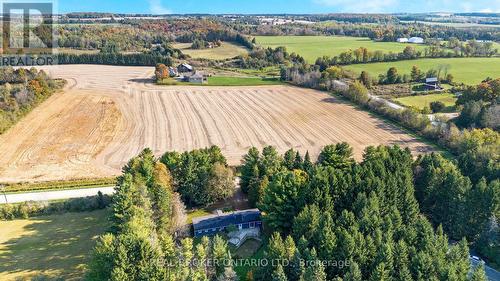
[179,63,193,70]
[193,209,261,231]
[190,72,205,79]
[426,77,438,83]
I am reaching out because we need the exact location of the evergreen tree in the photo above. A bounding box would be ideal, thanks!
[317,143,354,170]
[470,264,488,281]
[303,151,314,174]
[260,170,308,232]
[241,147,260,193]
[272,264,288,281]
[293,152,303,170]
[343,261,362,281]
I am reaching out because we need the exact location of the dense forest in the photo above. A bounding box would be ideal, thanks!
[241,143,500,280]
[0,67,63,134]
[86,149,239,281]
[244,20,500,41]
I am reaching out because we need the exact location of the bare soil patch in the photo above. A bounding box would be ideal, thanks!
[0,65,433,183]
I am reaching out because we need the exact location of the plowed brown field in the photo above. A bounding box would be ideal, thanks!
[0,65,433,183]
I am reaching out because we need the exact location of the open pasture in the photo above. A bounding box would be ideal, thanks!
[344,57,500,85]
[255,35,428,63]
[173,42,249,60]
[394,93,458,111]
[0,210,108,281]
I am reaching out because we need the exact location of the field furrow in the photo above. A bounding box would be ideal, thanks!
[0,65,433,183]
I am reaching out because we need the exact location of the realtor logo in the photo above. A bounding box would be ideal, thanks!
[1,1,57,66]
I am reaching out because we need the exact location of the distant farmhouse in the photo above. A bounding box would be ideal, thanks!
[424,77,442,91]
[397,38,409,43]
[188,72,208,84]
[192,209,262,238]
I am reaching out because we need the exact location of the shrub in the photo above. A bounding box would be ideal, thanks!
[0,192,112,220]
[430,101,446,113]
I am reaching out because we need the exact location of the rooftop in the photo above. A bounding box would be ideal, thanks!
[193,209,261,231]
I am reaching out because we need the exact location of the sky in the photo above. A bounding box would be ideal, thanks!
[56,0,500,14]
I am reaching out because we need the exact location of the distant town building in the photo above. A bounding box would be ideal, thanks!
[397,38,409,43]
[408,37,424,44]
[177,63,194,73]
[192,209,262,237]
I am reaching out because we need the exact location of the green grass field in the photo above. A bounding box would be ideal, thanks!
[207,76,283,86]
[395,93,458,111]
[173,42,249,60]
[344,57,500,85]
[255,35,428,63]
[158,76,283,86]
[0,210,109,281]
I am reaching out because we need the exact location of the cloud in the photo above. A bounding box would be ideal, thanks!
[149,0,171,14]
[313,0,397,12]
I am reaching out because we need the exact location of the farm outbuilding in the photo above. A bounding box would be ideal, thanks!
[192,209,262,238]
[188,72,208,84]
[397,38,409,43]
[408,37,424,44]
[177,63,194,73]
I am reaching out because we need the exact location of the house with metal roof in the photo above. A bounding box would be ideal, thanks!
[424,77,442,91]
[192,209,262,238]
[177,63,194,73]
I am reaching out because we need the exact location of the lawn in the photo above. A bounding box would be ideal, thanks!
[344,57,500,85]
[158,76,283,87]
[173,42,250,60]
[187,209,212,224]
[255,35,428,63]
[233,239,266,280]
[207,76,283,86]
[394,93,458,111]
[0,210,109,281]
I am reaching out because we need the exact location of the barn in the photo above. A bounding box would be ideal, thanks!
[177,63,194,73]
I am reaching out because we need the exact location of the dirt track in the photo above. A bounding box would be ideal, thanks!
[0,65,433,183]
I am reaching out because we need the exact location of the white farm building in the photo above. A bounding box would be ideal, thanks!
[408,37,424,44]
[397,38,409,43]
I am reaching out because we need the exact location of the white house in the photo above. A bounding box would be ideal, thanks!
[408,37,424,44]
[397,38,409,43]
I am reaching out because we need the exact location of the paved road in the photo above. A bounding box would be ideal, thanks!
[471,258,500,281]
[0,186,115,204]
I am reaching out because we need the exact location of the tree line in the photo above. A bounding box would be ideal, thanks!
[456,78,500,131]
[0,67,63,134]
[235,46,305,69]
[57,53,174,66]
[245,20,500,41]
[239,144,494,280]
[0,192,111,220]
